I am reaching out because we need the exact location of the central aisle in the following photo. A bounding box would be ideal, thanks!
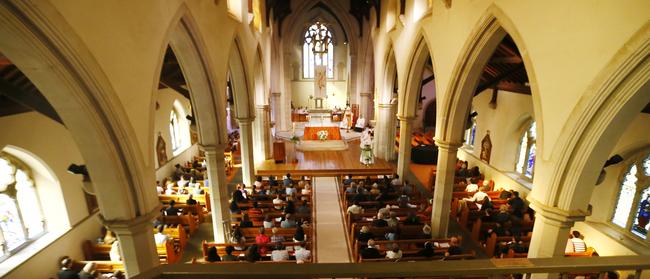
[313,176,351,263]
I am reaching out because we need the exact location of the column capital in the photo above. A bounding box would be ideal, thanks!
[433,139,462,151]
[396,115,415,122]
[255,104,270,111]
[200,144,227,154]
[100,205,162,234]
[236,117,255,124]
[378,103,396,109]
[527,197,587,227]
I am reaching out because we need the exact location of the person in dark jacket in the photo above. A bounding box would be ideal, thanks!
[58,257,80,279]
[360,239,382,259]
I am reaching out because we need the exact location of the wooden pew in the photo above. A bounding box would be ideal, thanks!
[201,241,313,262]
[158,214,198,236]
[154,225,188,250]
[82,239,181,264]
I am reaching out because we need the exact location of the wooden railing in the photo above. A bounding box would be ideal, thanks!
[132,255,650,279]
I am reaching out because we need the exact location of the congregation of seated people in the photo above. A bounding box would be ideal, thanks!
[341,173,475,262]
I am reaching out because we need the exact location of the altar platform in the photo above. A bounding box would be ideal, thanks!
[256,142,394,177]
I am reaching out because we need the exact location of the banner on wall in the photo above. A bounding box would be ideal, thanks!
[314,65,327,99]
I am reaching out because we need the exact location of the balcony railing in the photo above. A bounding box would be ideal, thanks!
[132,255,650,279]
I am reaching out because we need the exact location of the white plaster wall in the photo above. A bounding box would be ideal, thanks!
[455,90,535,197]
[290,80,348,109]
[153,88,198,182]
[0,112,87,227]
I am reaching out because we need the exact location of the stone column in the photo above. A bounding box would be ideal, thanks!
[430,140,462,238]
[101,208,160,277]
[359,92,372,121]
[270,92,281,125]
[203,144,230,242]
[396,115,415,178]
[527,200,586,279]
[375,103,397,161]
[237,117,255,186]
[254,105,272,162]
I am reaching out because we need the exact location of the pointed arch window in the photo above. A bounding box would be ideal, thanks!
[303,22,334,79]
[611,152,650,240]
[515,121,536,179]
[169,110,182,151]
[0,155,46,260]
[464,115,477,147]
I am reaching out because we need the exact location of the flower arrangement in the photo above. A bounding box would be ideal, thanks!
[290,134,301,143]
[317,130,329,141]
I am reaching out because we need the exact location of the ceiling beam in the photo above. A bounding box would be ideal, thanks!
[475,63,525,93]
[0,78,63,124]
[490,56,523,64]
[159,79,190,100]
[421,75,435,86]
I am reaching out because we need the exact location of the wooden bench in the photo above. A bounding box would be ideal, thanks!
[200,241,312,262]
[82,239,181,264]
[159,192,211,211]
[157,214,198,236]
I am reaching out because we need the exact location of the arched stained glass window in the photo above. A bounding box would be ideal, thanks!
[303,22,334,79]
[612,152,650,240]
[464,115,477,147]
[170,110,181,151]
[515,121,536,179]
[0,155,46,260]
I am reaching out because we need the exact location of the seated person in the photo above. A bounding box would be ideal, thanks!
[403,212,422,225]
[229,199,241,214]
[154,225,169,245]
[417,241,436,257]
[354,115,366,132]
[269,176,278,187]
[445,237,463,256]
[465,178,479,193]
[177,176,189,187]
[347,201,364,215]
[164,184,175,195]
[186,194,198,205]
[239,213,253,228]
[360,239,382,259]
[296,201,311,215]
[263,215,275,229]
[385,244,403,260]
[343,174,354,185]
[156,181,164,195]
[280,214,297,228]
[206,246,221,262]
[254,176,263,188]
[221,245,238,261]
[271,242,290,262]
[270,227,285,243]
[357,226,373,244]
[273,195,284,210]
[285,184,297,196]
[371,213,389,227]
[165,200,180,216]
[507,191,526,219]
[391,174,402,186]
[568,231,587,253]
[293,225,306,242]
[295,243,311,263]
[255,227,271,255]
[463,186,491,203]
[283,173,293,187]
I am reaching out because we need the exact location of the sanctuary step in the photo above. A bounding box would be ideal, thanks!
[296,140,348,151]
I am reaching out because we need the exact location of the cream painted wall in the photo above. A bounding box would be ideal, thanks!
[291,80,348,109]
[455,90,535,196]
[588,113,650,223]
[0,112,88,227]
[413,67,436,131]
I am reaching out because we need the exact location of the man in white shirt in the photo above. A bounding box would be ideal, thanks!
[273,194,284,210]
[347,201,364,214]
[465,178,479,193]
[463,186,490,203]
[154,225,169,245]
[294,243,311,263]
[391,174,402,186]
[271,242,290,262]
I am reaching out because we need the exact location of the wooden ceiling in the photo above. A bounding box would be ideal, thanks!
[158,46,190,100]
[475,35,530,95]
[0,52,63,123]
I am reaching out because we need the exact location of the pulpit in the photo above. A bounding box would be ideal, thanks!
[273,141,286,163]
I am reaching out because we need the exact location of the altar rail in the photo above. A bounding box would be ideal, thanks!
[133,255,650,279]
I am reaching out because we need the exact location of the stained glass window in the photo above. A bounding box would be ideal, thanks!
[464,114,477,147]
[0,154,46,260]
[303,22,334,79]
[611,152,650,240]
[515,121,536,179]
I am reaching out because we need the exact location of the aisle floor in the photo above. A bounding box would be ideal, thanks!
[313,176,351,263]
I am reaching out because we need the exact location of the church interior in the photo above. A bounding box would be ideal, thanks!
[0,0,649,278]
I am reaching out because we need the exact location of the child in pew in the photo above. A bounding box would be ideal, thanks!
[444,236,462,257]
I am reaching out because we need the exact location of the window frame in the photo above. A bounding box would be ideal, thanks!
[0,154,47,263]
[610,151,650,242]
[302,23,334,80]
[514,120,536,180]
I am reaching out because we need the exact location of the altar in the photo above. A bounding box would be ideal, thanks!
[303,126,342,140]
